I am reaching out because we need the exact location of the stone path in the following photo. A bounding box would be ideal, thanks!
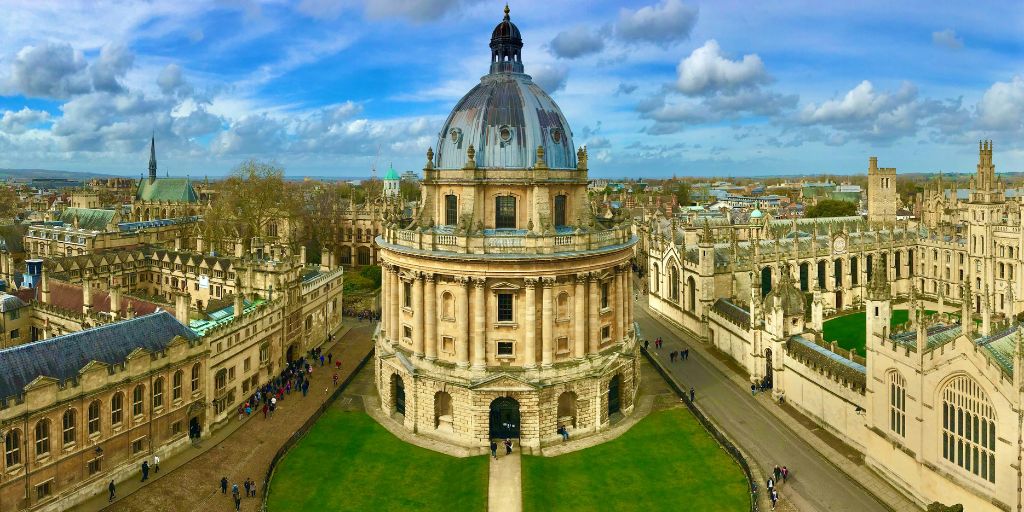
[71,320,376,512]
[636,298,923,512]
[487,445,522,512]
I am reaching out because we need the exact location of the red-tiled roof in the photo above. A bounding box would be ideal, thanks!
[47,280,171,317]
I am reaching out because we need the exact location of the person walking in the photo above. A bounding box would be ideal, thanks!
[644,339,650,351]
[689,387,695,402]
[244,479,251,498]
[232,483,240,501]
[319,354,325,366]
[773,465,782,481]
[140,460,149,482]
[770,489,779,510]
[153,455,160,474]
[504,438,513,455]
[781,466,789,482]
[328,352,333,365]
[669,351,676,362]
[262,402,269,419]
[220,476,228,494]
[234,495,241,511]
[250,480,257,497]
[490,441,498,459]
[333,373,339,386]
[108,480,116,502]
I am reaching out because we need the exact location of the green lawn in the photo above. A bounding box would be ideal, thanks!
[521,408,749,512]
[267,411,488,511]
[823,309,939,355]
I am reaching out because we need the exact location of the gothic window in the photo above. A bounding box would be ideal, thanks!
[444,195,458,226]
[652,263,660,293]
[111,392,124,426]
[888,371,906,438]
[153,378,164,409]
[554,195,567,228]
[173,370,183,401]
[670,266,680,302]
[495,196,516,229]
[191,363,201,392]
[687,276,696,312]
[5,430,21,467]
[941,375,996,483]
[851,257,859,285]
[132,385,145,416]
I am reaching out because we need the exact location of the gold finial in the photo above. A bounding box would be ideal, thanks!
[504,4,510,17]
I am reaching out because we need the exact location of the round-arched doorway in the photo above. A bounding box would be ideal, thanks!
[489,397,520,439]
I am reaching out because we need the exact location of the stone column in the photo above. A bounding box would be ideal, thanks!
[389,267,400,346]
[625,269,634,335]
[424,273,437,360]
[541,277,554,368]
[614,268,624,342]
[588,274,600,355]
[413,272,425,356]
[456,277,470,368]
[472,278,486,369]
[574,274,587,359]
[380,263,389,338]
[523,278,538,368]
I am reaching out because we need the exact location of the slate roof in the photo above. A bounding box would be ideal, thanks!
[711,298,750,329]
[58,207,117,231]
[135,178,199,203]
[787,334,866,389]
[0,311,198,400]
[0,293,27,312]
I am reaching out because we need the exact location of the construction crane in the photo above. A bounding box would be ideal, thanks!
[371,144,381,180]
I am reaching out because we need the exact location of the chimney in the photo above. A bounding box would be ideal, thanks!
[125,301,135,319]
[174,237,182,251]
[321,248,331,271]
[40,268,50,304]
[175,292,190,325]
[300,245,307,265]
[234,278,245,318]
[868,156,878,173]
[109,285,121,320]
[82,279,93,315]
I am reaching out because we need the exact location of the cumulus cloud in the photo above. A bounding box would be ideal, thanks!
[172,107,223,139]
[799,80,916,125]
[50,91,174,151]
[676,40,768,95]
[531,64,569,93]
[616,0,697,46]
[157,64,193,98]
[0,108,51,135]
[615,82,638,95]
[211,114,288,156]
[89,43,133,93]
[5,42,134,99]
[977,75,1024,131]
[362,0,470,22]
[548,25,606,59]
[932,29,963,50]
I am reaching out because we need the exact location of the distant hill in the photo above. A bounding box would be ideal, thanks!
[0,168,118,181]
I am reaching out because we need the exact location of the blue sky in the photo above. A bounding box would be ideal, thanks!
[0,0,1020,179]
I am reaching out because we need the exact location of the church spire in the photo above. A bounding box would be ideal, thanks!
[148,134,157,183]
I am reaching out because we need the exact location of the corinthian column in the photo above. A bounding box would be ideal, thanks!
[389,266,400,346]
[472,277,486,369]
[523,278,538,368]
[456,277,470,368]
[413,272,424,357]
[380,263,389,337]
[614,267,624,343]
[588,273,600,355]
[541,277,554,368]
[574,274,586,359]
[424,273,437,360]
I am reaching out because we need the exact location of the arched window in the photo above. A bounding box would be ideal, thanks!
[669,266,680,302]
[215,369,228,393]
[5,429,21,467]
[651,263,660,293]
[88,401,101,435]
[888,371,906,437]
[941,375,996,483]
[62,409,76,445]
[687,276,696,312]
[553,194,567,228]
[191,363,201,392]
[444,195,458,226]
[111,392,124,425]
[173,370,183,401]
[132,385,145,417]
[153,378,165,409]
[34,419,50,457]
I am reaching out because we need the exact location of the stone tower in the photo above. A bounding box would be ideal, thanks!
[866,156,896,225]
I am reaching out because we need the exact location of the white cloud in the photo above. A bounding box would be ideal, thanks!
[89,43,134,93]
[362,0,470,22]
[799,80,916,124]
[5,43,91,98]
[157,64,193,98]
[531,64,569,93]
[675,40,768,95]
[549,26,606,59]
[932,29,963,50]
[616,0,697,46]
[977,75,1024,131]
[0,108,51,135]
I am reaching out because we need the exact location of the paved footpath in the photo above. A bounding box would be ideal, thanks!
[636,299,922,512]
[487,446,522,512]
[73,321,376,512]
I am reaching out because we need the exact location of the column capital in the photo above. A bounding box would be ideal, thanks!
[472,277,487,288]
[541,276,556,287]
[454,275,471,285]
[422,272,436,282]
[524,277,538,288]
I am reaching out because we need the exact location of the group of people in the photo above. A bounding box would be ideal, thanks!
[668,348,690,362]
[489,439,514,459]
[221,476,258,511]
[236,347,338,422]
[344,308,380,322]
[765,464,790,510]
[106,455,161,503]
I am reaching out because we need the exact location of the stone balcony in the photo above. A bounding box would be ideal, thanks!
[378,222,636,258]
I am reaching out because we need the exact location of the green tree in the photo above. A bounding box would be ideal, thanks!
[673,183,691,206]
[805,199,857,218]
[208,160,298,252]
[0,185,18,219]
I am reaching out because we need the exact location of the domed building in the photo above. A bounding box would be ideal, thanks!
[374,6,639,450]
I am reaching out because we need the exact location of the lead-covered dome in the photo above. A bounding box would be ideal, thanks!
[433,6,576,171]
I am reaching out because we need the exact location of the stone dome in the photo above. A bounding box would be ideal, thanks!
[750,208,763,219]
[433,6,576,171]
[764,272,805,317]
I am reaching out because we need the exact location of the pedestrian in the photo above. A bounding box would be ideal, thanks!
[328,352,333,364]
[490,441,498,459]
[773,465,781,481]
[766,477,774,491]
[751,384,756,395]
[302,380,309,396]
[244,479,251,498]
[232,483,239,500]
[153,455,160,473]
[220,476,228,494]
[670,351,676,362]
[320,354,325,366]
[770,489,779,510]
[689,387,695,402]
[262,403,268,418]
[781,466,789,482]
[234,496,241,511]
[108,480,116,502]
[685,348,689,359]
[557,425,569,441]
[333,373,339,386]
[644,339,650,351]
[140,460,149,482]
[504,438,513,455]
[250,480,257,497]
[335,360,342,370]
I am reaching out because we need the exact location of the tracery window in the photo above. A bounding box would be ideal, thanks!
[669,266,679,302]
[888,371,906,438]
[941,375,996,483]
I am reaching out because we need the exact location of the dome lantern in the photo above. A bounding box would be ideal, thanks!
[490,4,523,74]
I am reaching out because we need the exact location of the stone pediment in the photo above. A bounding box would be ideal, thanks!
[470,373,537,392]
[489,281,521,292]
